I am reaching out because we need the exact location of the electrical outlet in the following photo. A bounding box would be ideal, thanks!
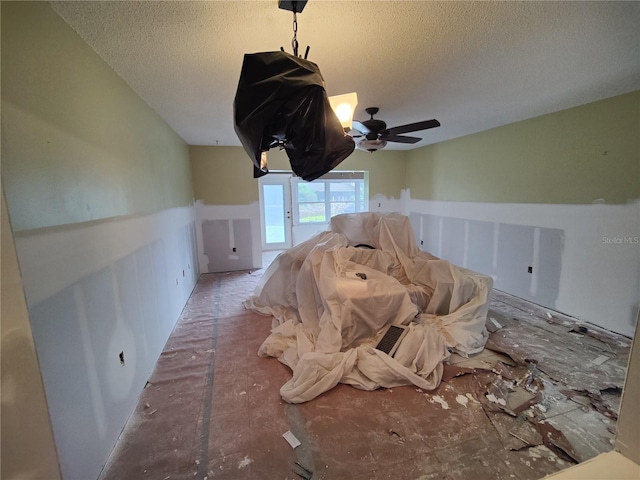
[119,351,125,366]
[233,247,237,252]
[528,266,533,274]
[420,240,424,246]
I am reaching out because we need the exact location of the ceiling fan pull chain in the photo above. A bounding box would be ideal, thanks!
[291,8,299,57]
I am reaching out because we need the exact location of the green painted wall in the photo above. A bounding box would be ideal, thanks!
[190,146,262,205]
[406,91,640,204]
[1,2,193,232]
[190,146,406,205]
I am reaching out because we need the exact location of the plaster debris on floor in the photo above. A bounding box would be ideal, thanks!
[97,249,630,480]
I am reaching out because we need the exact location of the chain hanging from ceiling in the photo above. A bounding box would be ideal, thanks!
[279,0,310,59]
[291,7,298,56]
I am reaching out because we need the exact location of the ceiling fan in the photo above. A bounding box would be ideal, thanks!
[349,107,441,152]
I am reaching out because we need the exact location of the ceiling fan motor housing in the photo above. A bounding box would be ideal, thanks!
[362,119,387,140]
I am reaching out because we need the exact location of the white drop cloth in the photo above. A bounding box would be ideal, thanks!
[245,212,492,403]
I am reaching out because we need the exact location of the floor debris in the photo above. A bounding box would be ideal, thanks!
[430,395,450,409]
[487,411,543,451]
[485,313,627,391]
[282,431,301,449]
[95,272,630,480]
[488,317,504,332]
[536,421,581,464]
[293,461,313,480]
[591,354,610,366]
[442,364,477,382]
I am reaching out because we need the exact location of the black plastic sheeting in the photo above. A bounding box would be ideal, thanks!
[233,51,355,181]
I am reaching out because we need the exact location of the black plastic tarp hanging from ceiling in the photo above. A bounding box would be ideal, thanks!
[233,51,355,181]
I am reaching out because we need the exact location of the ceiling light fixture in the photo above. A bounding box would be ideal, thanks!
[233,0,357,181]
[328,92,358,131]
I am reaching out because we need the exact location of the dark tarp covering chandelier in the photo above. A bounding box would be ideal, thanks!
[232,0,355,181]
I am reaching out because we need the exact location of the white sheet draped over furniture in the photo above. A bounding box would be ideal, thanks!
[245,212,493,403]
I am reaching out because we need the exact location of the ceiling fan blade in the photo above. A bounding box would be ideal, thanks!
[351,120,370,135]
[384,119,440,136]
[383,134,422,144]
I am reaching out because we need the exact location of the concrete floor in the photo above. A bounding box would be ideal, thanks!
[98,257,630,480]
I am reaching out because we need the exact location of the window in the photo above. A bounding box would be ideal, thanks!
[297,182,327,223]
[292,172,368,225]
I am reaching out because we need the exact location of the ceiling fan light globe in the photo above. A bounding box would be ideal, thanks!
[357,138,387,152]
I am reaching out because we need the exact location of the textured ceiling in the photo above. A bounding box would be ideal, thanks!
[51,1,640,149]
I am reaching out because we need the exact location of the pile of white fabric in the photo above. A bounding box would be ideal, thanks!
[245,212,492,403]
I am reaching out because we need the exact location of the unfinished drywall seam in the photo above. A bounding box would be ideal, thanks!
[530,228,538,297]
[72,283,109,439]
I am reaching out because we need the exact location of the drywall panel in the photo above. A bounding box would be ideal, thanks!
[195,201,262,274]
[465,219,495,276]
[29,275,117,480]
[441,217,466,267]
[13,208,198,480]
[416,215,563,309]
[1,191,61,480]
[202,219,230,272]
[535,227,564,306]
[14,207,196,309]
[234,219,254,265]
[420,214,441,256]
[408,198,639,337]
[29,257,166,480]
[409,212,422,246]
[202,219,254,272]
[496,224,536,301]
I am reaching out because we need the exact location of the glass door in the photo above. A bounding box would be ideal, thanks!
[259,174,292,250]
